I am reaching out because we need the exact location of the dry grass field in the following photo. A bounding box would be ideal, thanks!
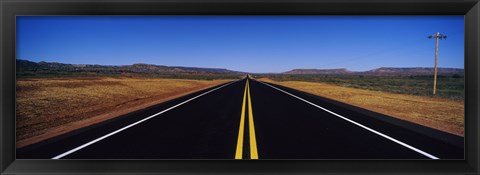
[259,78,464,137]
[16,77,232,148]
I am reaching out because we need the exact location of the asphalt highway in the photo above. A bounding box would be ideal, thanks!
[17,77,464,159]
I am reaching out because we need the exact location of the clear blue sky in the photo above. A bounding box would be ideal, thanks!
[16,16,464,73]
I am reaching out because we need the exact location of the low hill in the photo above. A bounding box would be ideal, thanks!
[16,59,241,76]
[283,67,464,76]
[364,67,464,75]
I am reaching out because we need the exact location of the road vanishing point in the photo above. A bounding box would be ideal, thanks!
[17,76,464,159]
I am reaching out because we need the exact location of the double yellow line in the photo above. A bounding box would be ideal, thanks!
[235,79,259,159]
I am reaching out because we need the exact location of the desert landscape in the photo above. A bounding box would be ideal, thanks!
[16,77,233,148]
[259,78,463,136]
[14,15,466,160]
[16,59,465,150]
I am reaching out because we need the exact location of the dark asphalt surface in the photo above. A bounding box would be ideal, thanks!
[17,77,464,159]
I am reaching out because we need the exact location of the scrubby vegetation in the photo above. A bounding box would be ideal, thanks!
[16,59,244,80]
[256,74,464,100]
[17,70,243,80]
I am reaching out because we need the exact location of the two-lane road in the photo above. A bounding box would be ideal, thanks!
[17,77,463,159]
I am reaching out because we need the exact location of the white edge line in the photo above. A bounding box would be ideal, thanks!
[258,81,439,160]
[52,80,237,159]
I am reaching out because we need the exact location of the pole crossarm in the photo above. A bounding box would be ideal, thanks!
[428,32,447,39]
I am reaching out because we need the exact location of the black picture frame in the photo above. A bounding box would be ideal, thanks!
[1,0,479,174]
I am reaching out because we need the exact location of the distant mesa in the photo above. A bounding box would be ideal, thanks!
[282,67,463,76]
[16,59,464,76]
[364,67,464,75]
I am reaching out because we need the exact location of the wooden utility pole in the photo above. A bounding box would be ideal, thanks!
[428,32,447,95]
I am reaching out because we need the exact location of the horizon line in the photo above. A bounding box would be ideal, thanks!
[16,58,465,74]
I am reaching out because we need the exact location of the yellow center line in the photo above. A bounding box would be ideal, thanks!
[235,79,259,160]
[247,79,259,159]
[235,79,248,159]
